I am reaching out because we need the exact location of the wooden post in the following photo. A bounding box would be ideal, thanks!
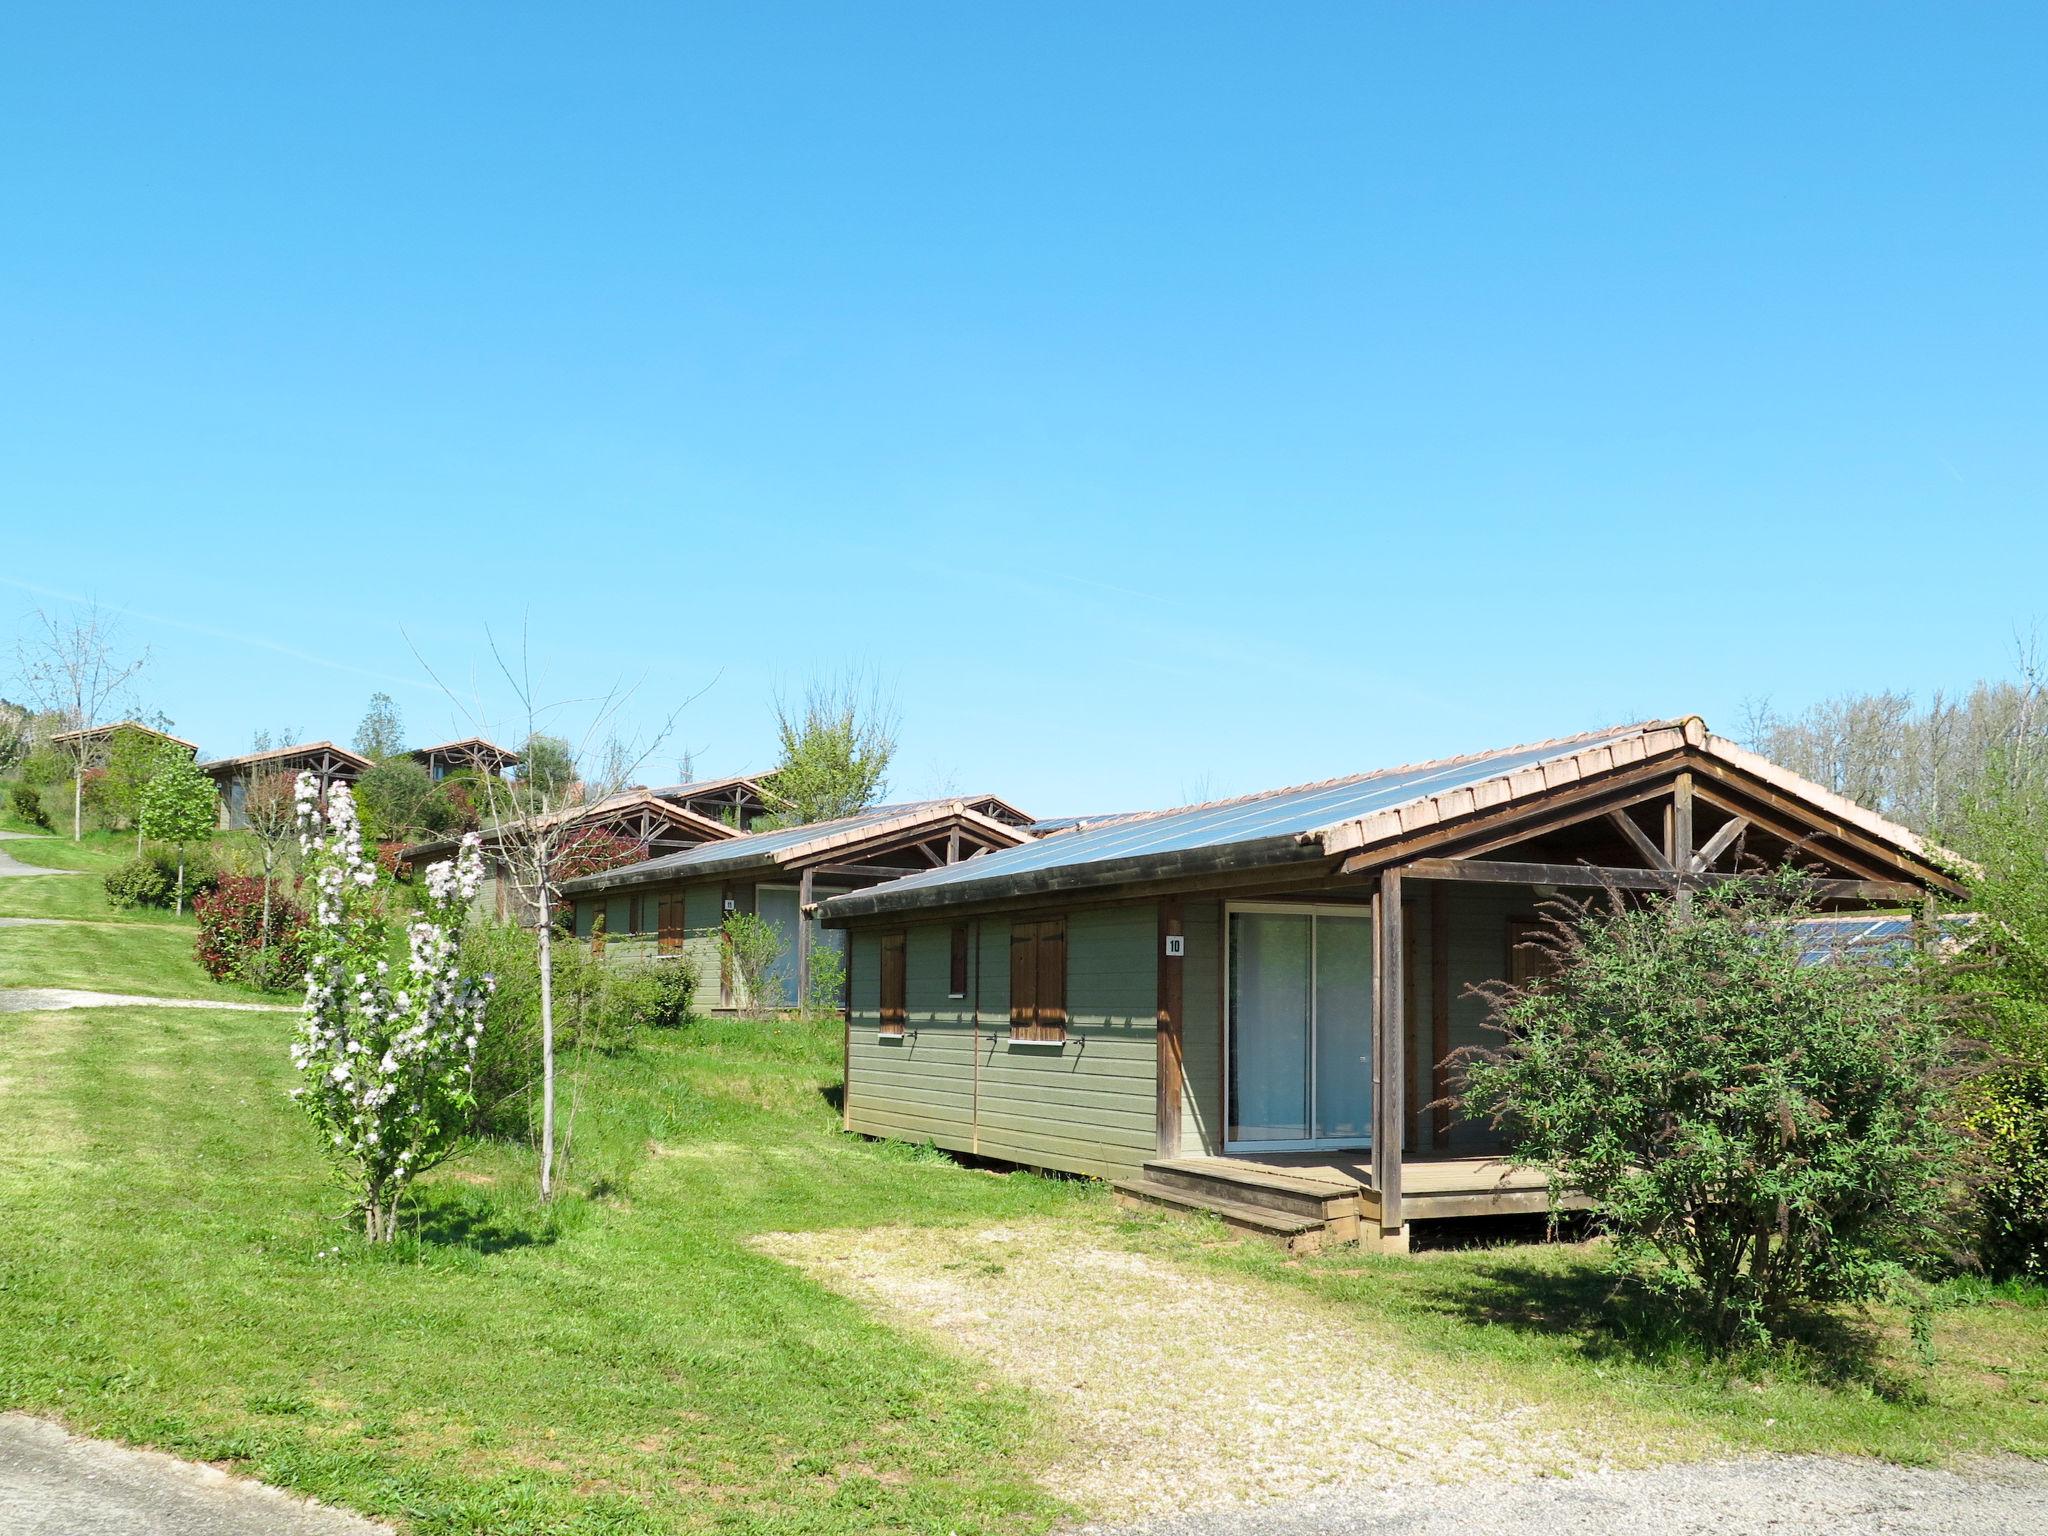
[796,866,815,1014]
[1156,898,1185,1157]
[1373,869,1406,1247]
[1430,886,1450,1151]
[1673,772,1696,918]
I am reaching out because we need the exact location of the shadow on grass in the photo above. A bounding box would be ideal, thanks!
[1399,1241,1914,1397]
[397,1187,560,1256]
[818,1082,844,1115]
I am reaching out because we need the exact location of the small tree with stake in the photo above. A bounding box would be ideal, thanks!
[1456,871,1973,1352]
[138,753,217,915]
[241,769,300,990]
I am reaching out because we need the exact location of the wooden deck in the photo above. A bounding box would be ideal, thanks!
[1114,1149,1584,1252]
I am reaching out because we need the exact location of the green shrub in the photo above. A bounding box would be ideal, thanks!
[104,846,221,910]
[1968,1067,2048,1278]
[18,749,66,789]
[722,911,786,1011]
[9,782,51,830]
[612,960,696,1030]
[1949,777,2048,1280]
[104,854,174,909]
[805,940,847,1016]
[1457,872,1969,1350]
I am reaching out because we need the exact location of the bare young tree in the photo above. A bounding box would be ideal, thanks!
[14,603,147,841]
[241,769,300,990]
[416,626,693,1201]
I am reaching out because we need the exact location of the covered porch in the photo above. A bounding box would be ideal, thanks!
[1133,732,1965,1251]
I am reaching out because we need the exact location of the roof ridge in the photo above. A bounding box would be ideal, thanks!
[1067,719,1681,834]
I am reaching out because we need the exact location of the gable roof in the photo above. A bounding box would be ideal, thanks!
[399,790,739,862]
[49,720,199,751]
[201,741,373,777]
[409,736,522,763]
[648,774,768,801]
[820,718,1962,922]
[559,798,1032,894]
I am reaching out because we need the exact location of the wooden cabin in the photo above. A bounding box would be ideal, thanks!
[401,790,739,923]
[409,737,521,782]
[49,719,198,762]
[202,741,371,829]
[648,775,776,831]
[562,799,1034,1013]
[817,718,1965,1252]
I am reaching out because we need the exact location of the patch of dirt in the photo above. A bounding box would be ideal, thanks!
[755,1222,1677,1523]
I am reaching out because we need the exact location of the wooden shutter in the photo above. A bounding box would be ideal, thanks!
[879,932,908,1037]
[659,893,685,954]
[1009,922,1038,1036]
[1009,917,1068,1042]
[949,924,970,997]
[1034,918,1067,1041]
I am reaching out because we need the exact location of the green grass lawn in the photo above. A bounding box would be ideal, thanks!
[0,1001,1089,1535]
[0,828,189,922]
[0,830,276,1000]
[1,872,2045,1533]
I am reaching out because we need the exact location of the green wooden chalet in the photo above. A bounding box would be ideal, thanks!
[816,717,1966,1253]
[562,798,1034,1013]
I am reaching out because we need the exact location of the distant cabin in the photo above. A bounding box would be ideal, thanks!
[49,720,199,762]
[815,717,1966,1252]
[402,789,745,925]
[562,798,1034,1013]
[409,737,521,782]
[202,741,371,829]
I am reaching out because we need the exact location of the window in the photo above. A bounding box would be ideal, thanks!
[1009,917,1068,1043]
[879,932,908,1038]
[948,923,970,997]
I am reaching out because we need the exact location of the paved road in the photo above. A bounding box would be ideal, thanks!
[0,833,78,878]
[0,1414,388,1535]
[1096,1454,2048,1536]
[0,988,292,1014]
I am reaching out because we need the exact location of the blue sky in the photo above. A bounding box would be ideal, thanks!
[4,5,2043,817]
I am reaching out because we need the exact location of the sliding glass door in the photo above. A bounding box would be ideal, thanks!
[1225,906,1373,1151]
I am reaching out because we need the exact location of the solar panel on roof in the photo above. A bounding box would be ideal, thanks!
[844,728,1648,902]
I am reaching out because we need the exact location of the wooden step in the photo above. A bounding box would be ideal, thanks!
[1113,1178,1332,1252]
[1143,1158,1362,1223]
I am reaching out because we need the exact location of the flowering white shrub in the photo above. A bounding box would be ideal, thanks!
[289,771,492,1242]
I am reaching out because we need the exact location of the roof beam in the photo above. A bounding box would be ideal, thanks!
[1400,857,1923,906]
[1606,809,1674,871]
[1691,814,1750,873]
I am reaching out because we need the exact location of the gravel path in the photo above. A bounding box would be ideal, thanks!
[0,988,291,1014]
[756,1222,1672,1522]
[0,1413,389,1535]
[1095,1453,2048,1536]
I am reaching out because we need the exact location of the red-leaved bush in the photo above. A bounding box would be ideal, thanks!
[552,828,648,882]
[194,875,311,990]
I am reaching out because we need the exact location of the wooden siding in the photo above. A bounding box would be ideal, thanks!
[846,905,1162,1181]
